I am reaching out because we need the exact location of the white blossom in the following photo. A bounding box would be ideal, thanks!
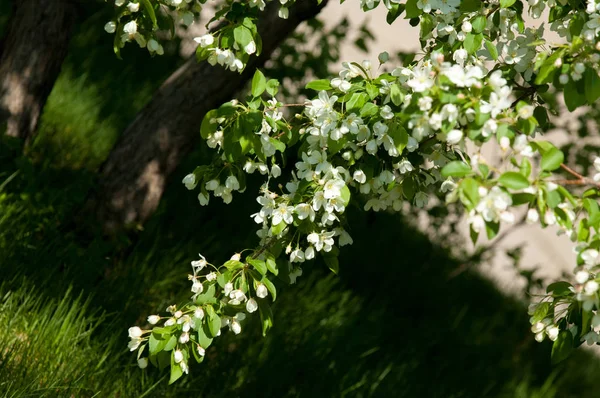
[256,283,268,298]
[246,298,258,313]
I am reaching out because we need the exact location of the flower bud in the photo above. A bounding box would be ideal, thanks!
[256,283,268,298]
[461,21,472,33]
[194,308,205,319]
[182,173,197,190]
[378,51,389,64]
[138,357,148,369]
[231,320,242,334]
[128,326,143,338]
[559,74,569,84]
[574,62,586,74]
[147,315,160,325]
[244,41,257,55]
[174,350,184,363]
[446,129,463,145]
[104,21,116,34]
[179,332,190,344]
[526,208,539,224]
[127,2,140,12]
[585,280,599,295]
[246,298,258,313]
[553,58,562,68]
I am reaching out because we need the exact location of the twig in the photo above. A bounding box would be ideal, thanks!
[555,163,600,188]
[560,163,585,180]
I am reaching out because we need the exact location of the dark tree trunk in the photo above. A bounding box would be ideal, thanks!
[89,0,327,234]
[0,0,77,144]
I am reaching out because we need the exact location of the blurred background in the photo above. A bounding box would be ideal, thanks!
[1,1,600,397]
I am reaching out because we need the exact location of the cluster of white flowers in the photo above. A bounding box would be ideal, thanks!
[528,313,560,343]
[124,0,600,376]
[194,34,250,72]
[248,0,295,19]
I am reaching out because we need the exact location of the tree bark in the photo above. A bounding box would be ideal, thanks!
[0,0,77,144]
[90,0,327,234]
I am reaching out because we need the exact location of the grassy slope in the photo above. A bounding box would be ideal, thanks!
[1,5,600,398]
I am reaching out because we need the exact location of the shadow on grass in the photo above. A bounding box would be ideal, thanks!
[1,154,600,397]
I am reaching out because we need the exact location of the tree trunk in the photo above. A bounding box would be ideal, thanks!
[0,0,77,144]
[90,0,327,234]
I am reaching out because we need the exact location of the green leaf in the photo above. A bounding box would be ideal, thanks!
[149,332,168,355]
[197,324,213,349]
[265,253,278,275]
[156,350,170,371]
[500,0,517,7]
[460,0,482,12]
[498,172,529,190]
[584,68,600,103]
[163,335,177,351]
[535,50,565,85]
[200,109,219,140]
[360,102,379,118]
[471,15,486,33]
[464,33,483,55]
[169,360,183,384]
[306,79,332,91]
[557,185,576,206]
[441,161,472,178]
[485,40,498,60]
[532,302,550,323]
[583,198,600,227]
[258,302,273,336]
[266,79,280,96]
[190,344,205,364]
[386,3,405,24]
[195,284,216,305]
[233,25,253,48]
[346,92,368,113]
[340,185,351,206]
[365,82,379,100]
[578,219,590,242]
[540,148,564,171]
[206,306,221,337]
[271,221,286,236]
[546,281,572,296]
[520,158,531,178]
[470,226,479,245]
[485,221,500,240]
[564,81,587,111]
[390,84,403,106]
[324,254,339,274]
[404,0,421,18]
[248,258,267,275]
[387,121,408,154]
[223,260,244,270]
[251,70,267,97]
[420,14,435,40]
[551,331,574,364]
[461,178,480,208]
[262,277,277,301]
[140,0,158,29]
[511,193,535,205]
[545,189,561,209]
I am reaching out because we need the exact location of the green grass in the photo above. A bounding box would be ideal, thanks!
[2,160,600,397]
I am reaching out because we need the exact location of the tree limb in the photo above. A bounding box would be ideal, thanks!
[88,0,328,234]
[0,0,77,144]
